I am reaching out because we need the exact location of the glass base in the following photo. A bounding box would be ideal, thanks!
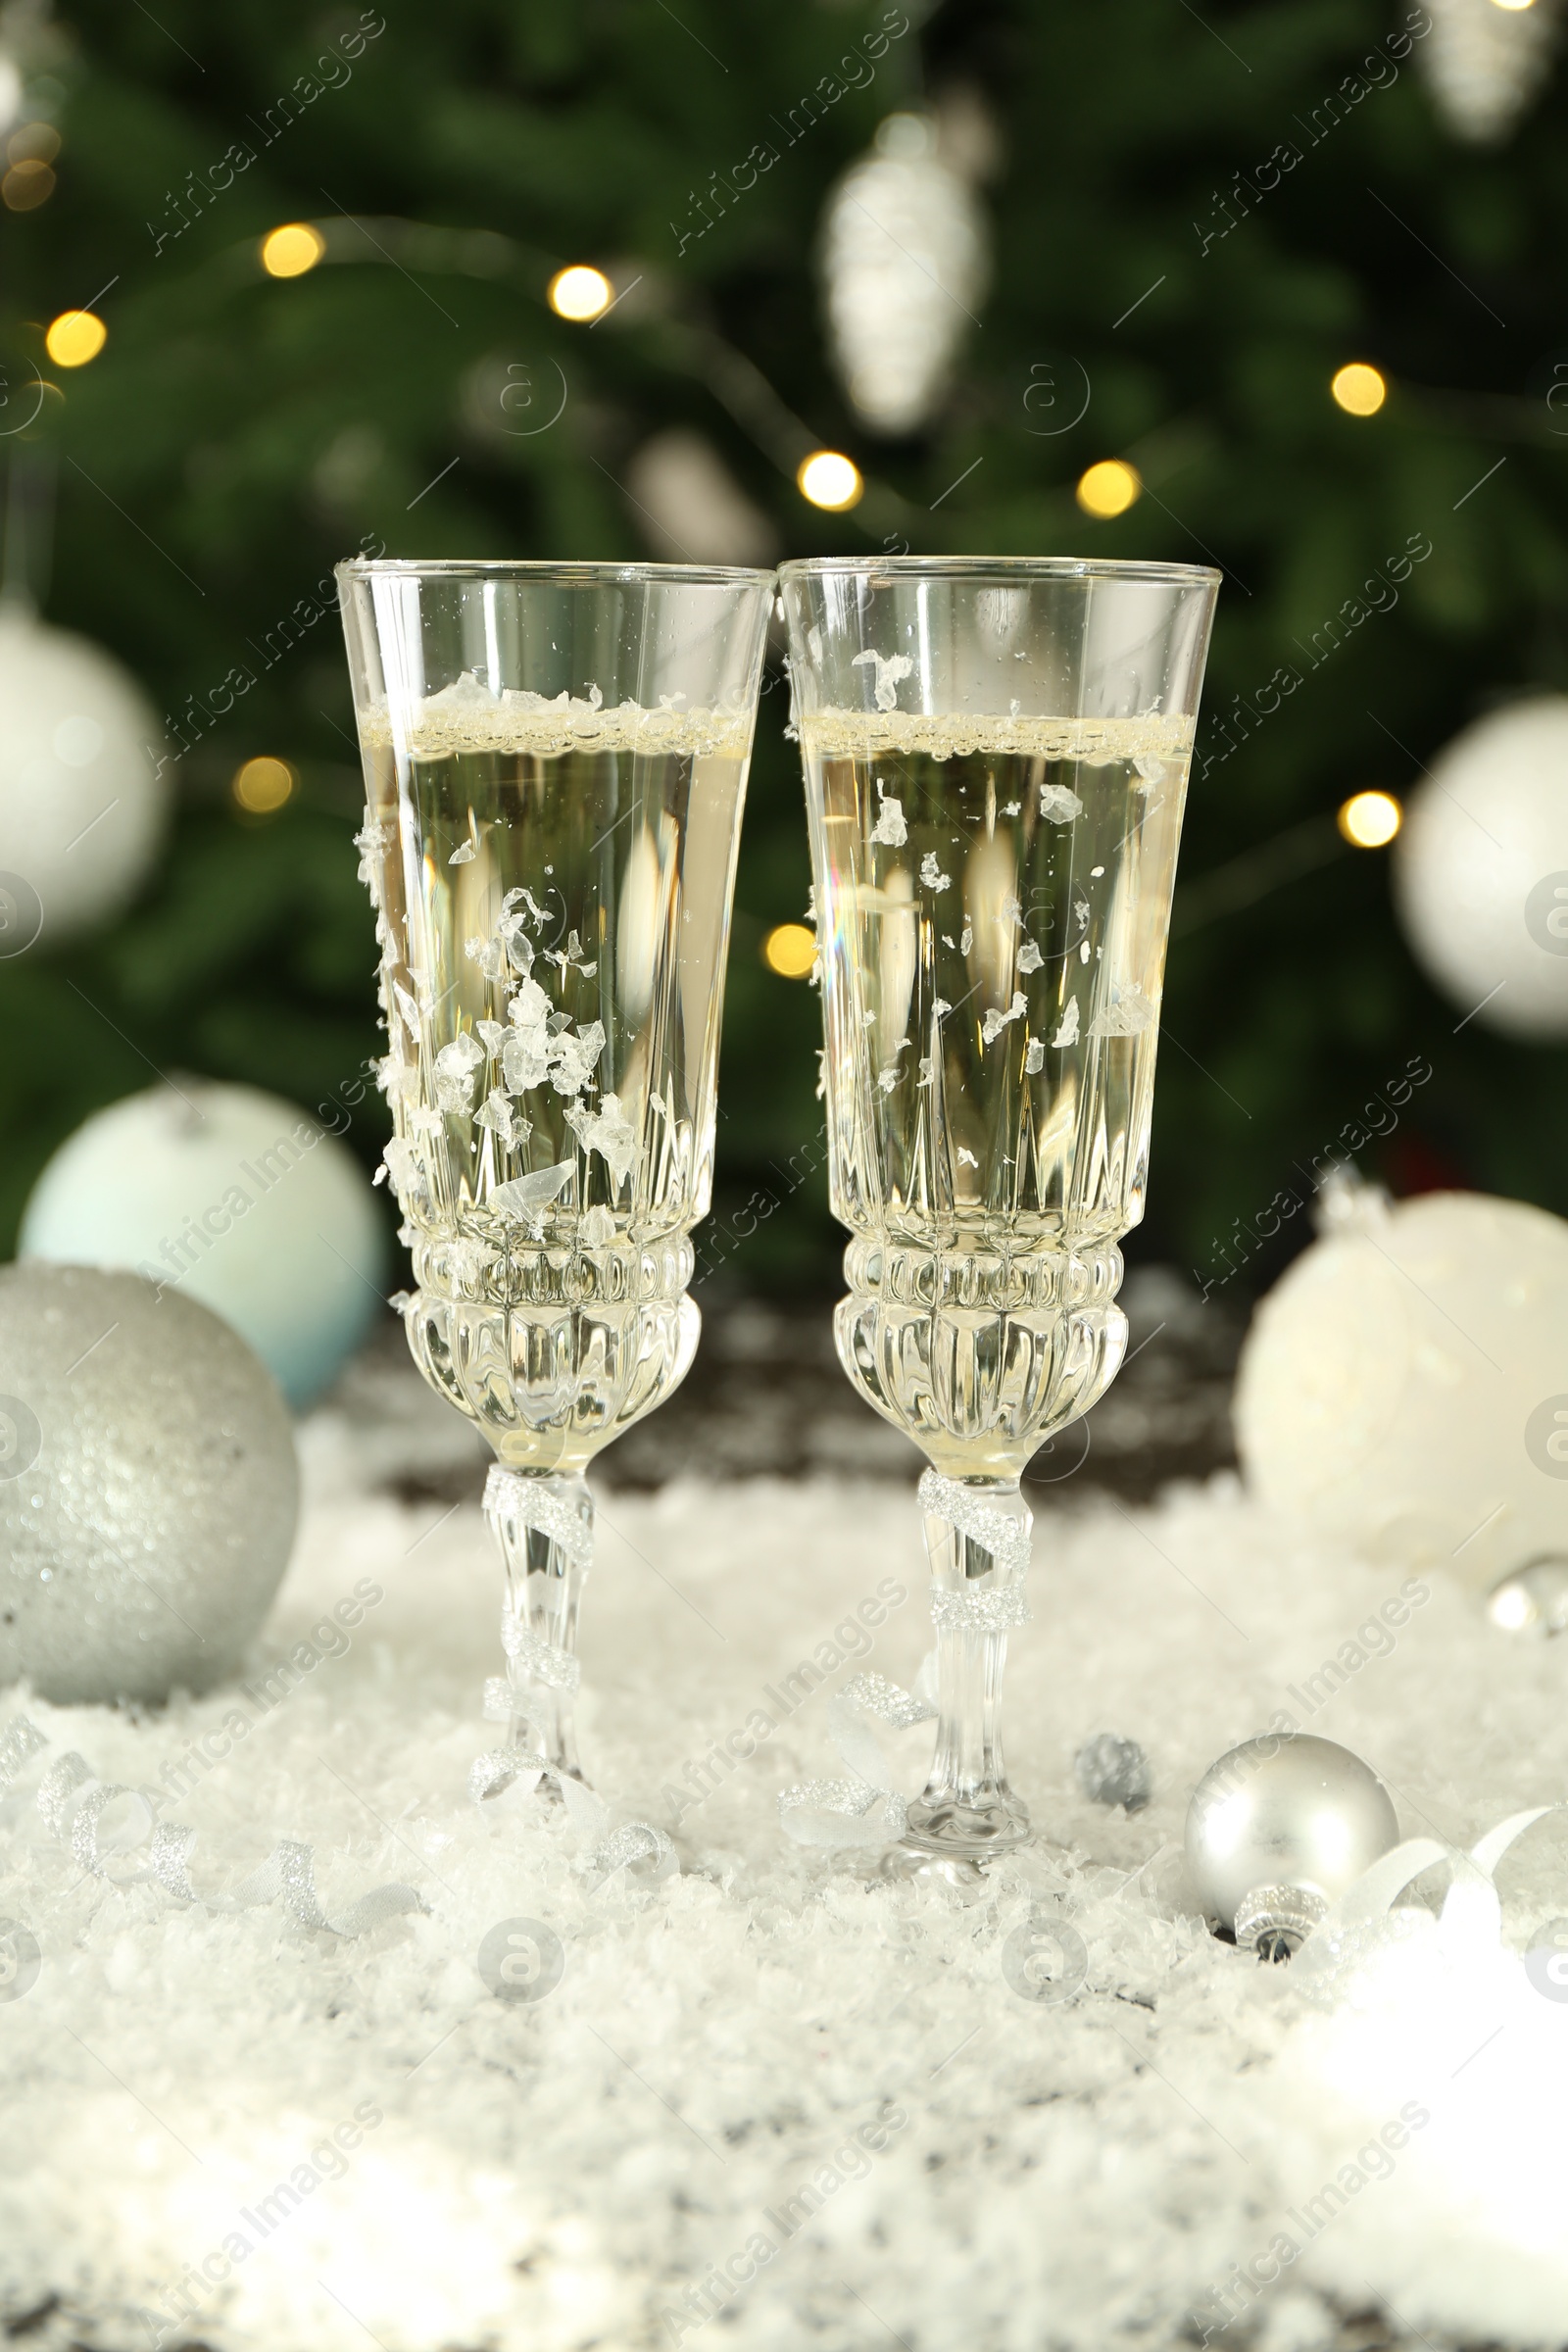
[903,1792,1032,1858]
[879,1846,993,1892]
[877,1794,1032,1888]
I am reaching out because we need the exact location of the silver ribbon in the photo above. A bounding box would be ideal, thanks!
[1295,1802,1568,2003]
[467,1734,676,1889]
[2,1713,425,1937]
[917,1467,1032,1584]
[484,1466,595,1567]
[500,1609,581,1691]
[929,1586,1032,1634]
[779,1669,939,1849]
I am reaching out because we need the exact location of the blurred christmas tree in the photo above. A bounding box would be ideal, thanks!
[1,0,1565,1300]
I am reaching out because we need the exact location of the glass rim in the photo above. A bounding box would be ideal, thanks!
[776,555,1221,586]
[334,557,776,587]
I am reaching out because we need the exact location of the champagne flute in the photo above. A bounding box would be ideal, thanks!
[779,556,1218,1873]
[337,560,772,1798]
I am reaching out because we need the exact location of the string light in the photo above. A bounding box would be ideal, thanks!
[547,266,612,321]
[260,222,325,279]
[2,157,52,211]
[44,311,106,368]
[1075,460,1141,518]
[232,757,296,815]
[8,123,60,165]
[1338,790,1402,848]
[796,450,862,512]
[1331,363,1387,416]
[761,922,817,977]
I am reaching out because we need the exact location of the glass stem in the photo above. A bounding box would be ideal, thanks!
[484,1467,593,1788]
[903,1478,1033,1860]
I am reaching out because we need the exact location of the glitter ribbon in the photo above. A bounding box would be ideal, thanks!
[1,1713,425,1938]
[917,1468,1033,1584]
[499,1609,581,1690]
[484,1465,595,1567]
[929,1586,1032,1634]
[467,1736,676,1889]
[778,1669,939,1849]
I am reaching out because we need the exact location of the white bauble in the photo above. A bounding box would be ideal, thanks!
[624,430,777,565]
[1419,0,1559,142]
[1394,696,1568,1038]
[1235,1183,1568,1595]
[20,1081,385,1409]
[0,1263,297,1703]
[0,610,168,941]
[821,112,990,437]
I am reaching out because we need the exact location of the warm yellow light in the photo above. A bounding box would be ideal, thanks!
[44,310,106,368]
[797,450,863,512]
[232,756,296,814]
[261,222,325,278]
[8,124,60,166]
[3,159,54,212]
[1331,362,1387,416]
[1075,460,1142,518]
[1338,789,1402,848]
[1491,0,1536,12]
[762,922,817,977]
[548,265,612,321]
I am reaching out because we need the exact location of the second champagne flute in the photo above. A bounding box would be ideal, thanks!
[780,555,1218,1877]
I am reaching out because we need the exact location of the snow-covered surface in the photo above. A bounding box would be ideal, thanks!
[5,1398,1568,2352]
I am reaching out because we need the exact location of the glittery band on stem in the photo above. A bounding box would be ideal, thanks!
[484,1466,595,1567]
[917,1468,1032,1583]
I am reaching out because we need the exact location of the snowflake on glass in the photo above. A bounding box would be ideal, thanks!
[980,992,1026,1046]
[566,1093,637,1187]
[871,781,907,848]
[851,647,913,711]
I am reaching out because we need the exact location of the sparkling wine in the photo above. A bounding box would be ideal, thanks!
[803,708,1193,1234]
[799,707,1195,1479]
[355,679,752,1465]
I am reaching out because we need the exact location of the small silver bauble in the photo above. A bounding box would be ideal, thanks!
[0,1262,298,1703]
[1185,1734,1399,1961]
[1074,1732,1152,1812]
[1488,1557,1568,1638]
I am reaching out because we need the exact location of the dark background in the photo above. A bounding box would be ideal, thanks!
[2,0,1565,1310]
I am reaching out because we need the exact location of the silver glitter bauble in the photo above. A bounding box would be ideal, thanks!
[0,1263,297,1703]
[1185,1735,1399,1961]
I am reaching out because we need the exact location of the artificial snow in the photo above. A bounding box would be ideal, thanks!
[4,1403,1568,2349]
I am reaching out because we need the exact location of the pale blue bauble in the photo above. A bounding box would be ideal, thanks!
[20,1081,385,1408]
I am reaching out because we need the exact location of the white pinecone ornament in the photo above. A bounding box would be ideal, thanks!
[820,110,991,437]
[1419,0,1559,141]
